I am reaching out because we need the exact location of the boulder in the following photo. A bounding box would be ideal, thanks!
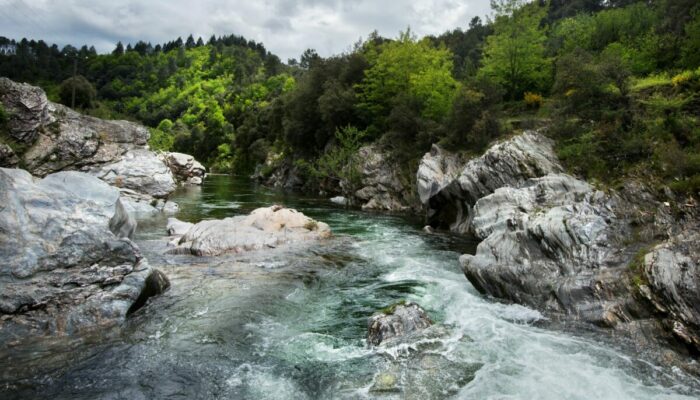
[641,229,700,349]
[0,78,50,143]
[367,302,433,346]
[459,174,628,322]
[168,205,331,256]
[353,145,415,212]
[330,196,348,206]
[87,149,176,199]
[0,78,177,200]
[160,152,206,185]
[0,168,169,344]
[0,143,19,167]
[420,131,562,233]
[166,217,195,236]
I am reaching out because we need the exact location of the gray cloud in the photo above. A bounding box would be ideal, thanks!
[0,0,491,61]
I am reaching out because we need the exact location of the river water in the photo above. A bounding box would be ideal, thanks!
[3,175,700,399]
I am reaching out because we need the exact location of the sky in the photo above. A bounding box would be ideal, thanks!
[0,0,492,61]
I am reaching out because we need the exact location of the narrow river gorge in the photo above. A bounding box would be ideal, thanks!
[2,175,699,399]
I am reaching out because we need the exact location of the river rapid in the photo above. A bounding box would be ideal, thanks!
[2,175,700,399]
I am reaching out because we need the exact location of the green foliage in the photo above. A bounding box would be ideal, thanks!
[313,125,367,195]
[479,0,552,99]
[59,75,97,109]
[357,31,458,126]
[681,10,700,68]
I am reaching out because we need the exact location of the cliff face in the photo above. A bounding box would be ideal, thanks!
[418,130,700,369]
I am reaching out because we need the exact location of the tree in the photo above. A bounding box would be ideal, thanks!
[356,30,458,127]
[112,41,124,56]
[59,75,96,109]
[478,0,551,99]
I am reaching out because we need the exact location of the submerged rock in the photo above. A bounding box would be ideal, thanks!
[367,302,433,346]
[168,205,331,256]
[0,168,169,344]
[160,152,207,185]
[419,131,562,233]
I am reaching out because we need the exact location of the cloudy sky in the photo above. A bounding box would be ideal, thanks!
[0,0,492,61]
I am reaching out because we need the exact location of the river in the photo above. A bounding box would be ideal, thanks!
[2,175,699,399]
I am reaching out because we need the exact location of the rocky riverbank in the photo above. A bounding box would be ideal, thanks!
[418,130,699,370]
[0,168,169,347]
[0,78,206,215]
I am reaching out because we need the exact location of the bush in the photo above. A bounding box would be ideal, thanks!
[523,92,544,108]
[58,75,97,109]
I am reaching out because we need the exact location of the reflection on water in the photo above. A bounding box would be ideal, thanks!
[2,175,699,399]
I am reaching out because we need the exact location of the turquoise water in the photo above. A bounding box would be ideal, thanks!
[2,175,699,399]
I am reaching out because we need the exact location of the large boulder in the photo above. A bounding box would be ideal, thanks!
[367,302,433,346]
[420,131,562,233]
[460,174,628,322]
[168,205,331,256]
[0,78,177,200]
[160,152,206,185]
[0,168,169,344]
[87,149,176,198]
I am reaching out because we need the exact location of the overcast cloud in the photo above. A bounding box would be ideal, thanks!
[0,0,491,61]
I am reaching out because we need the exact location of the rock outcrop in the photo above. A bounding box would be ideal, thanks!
[367,302,433,346]
[0,168,169,344]
[352,145,415,212]
[167,205,331,256]
[0,78,177,201]
[419,131,562,233]
[160,152,206,185]
[438,132,700,362]
[641,229,700,350]
[460,174,630,324]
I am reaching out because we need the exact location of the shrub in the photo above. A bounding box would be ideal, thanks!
[671,70,694,87]
[524,92,544,108]
[58,75,97,109]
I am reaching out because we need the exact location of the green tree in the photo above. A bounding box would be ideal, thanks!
[59,75,96,109]
[357,30,458,126]
[478,0,551,99]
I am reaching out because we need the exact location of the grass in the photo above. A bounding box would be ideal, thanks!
[631,73,673,92]
[380,300,407,315]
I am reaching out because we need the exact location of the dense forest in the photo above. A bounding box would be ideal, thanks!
[1,0,699,196]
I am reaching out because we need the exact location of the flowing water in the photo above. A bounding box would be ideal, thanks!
[3,175,700,399]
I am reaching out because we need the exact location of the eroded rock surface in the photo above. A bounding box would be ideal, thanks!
[353,145,415,212]
[0,78,177,201]
[160,152,206,185]
[168,205,331,256]
[641,229,700,350]
[419,131,562,233]
[0,168,169,344]
[367,302,433,346]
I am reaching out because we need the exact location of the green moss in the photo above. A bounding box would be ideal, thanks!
[380,300,407,315]
[628,246,653,289]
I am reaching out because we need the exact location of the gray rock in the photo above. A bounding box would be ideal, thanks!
[88,149,176,198]
[367,302,433,346]
[0,77,50,143]
[330,196,348,206]
[0,143,19,167]
[416,144,465,205]
[421,131,562,233]
[352,145,415,212]
[168,205,331,256]
[460,174,627,322]
[642,229,700,349]
[160,152,206,185]
[0,168,168,344]
[167,217,195,236]
[0,78,177,200]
